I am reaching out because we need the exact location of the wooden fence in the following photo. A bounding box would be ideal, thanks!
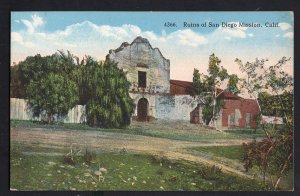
[10,98,86,123]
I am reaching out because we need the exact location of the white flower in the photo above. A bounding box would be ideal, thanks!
[47,161,56,166]
[99,167,108,173]
[84,173,91,177]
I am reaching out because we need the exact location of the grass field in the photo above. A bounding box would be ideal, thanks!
[10,120,265,142]
[187,145,294,190]
[189,145,245,161]
[11,120,293,191]
[10,142,265,191]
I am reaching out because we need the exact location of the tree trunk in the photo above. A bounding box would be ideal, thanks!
[47,112,53,124]
[93,113,97,127]
[211,88,217,128]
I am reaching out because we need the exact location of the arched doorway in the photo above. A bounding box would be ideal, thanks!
[137,98,148,121]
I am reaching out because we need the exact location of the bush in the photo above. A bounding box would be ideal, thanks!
[199,165,223,180]
[83,149,94,165]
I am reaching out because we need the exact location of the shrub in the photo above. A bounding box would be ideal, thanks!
[199,165,223,180]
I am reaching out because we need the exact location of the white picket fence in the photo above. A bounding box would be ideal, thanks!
[10,98,86,123]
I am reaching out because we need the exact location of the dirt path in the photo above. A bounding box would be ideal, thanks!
[11,127,253,179]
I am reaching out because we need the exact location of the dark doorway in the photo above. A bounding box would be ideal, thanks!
[138,71,146,88]
[137,98,148,121]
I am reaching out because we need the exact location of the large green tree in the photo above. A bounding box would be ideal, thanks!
[74,57,134,128]
[27,73,78,124]
[17,51,79,124]
[15,51,134,127]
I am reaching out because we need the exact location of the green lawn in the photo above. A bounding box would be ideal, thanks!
[189,145,245,161]
[10,142,265,191]
[188,145,294,191]
[10,120,265,142]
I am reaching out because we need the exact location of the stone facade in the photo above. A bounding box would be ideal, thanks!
[107,36,170,93]
[107,37,200,122]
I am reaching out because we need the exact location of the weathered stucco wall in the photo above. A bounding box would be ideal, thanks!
[10,98,86,123]
[107,37,170,93]
[155,95,198,121]
[129,93,198,121]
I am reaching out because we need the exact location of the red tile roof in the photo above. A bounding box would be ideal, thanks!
[215,88,241,99]
[170,79,194,89]
[220,91,242,99]
[170,79,242,99]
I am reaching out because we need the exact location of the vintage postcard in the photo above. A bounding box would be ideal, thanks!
[10,11,294,191]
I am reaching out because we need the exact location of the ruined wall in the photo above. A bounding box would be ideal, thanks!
[221,99,259,129]
[129,93,198,121]
[107,37,170,93]
[155,95,198,121]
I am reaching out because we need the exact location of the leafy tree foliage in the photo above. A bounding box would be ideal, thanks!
[227,74,240,95]
[236,57,293,190]
[27,73,78,124]
[18,51,79,124]
[192,54,240,126]
[258,91,293,123]
[10,64,26,98]
[14,50,134,128]
[73,57,134,128]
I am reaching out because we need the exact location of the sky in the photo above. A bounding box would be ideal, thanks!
[11,12,294,91]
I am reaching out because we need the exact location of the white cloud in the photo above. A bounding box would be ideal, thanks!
[11,32,23,42]
[218,22,247,39]
[279,22,292,31]
[24,41,35,48]
[11,32,35,48]
[21,19,35,34]
[96,24,140,40]
[248,33,254,37]
[142,31,159,41]
[14,20,20,23]
[283,32,293,39]
[21,14,44,34]
[31,21,207,49]
[275,34,280,37]
[53,42,76,48]
[31,14,44,27]
[222,28,246,38]
[167,29,207,47]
